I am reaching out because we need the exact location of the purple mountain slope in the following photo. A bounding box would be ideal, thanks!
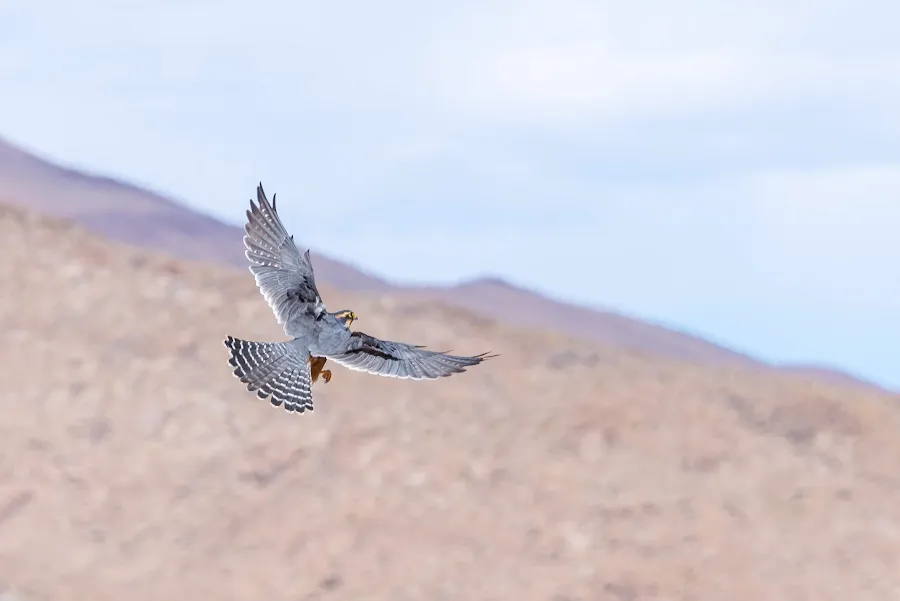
[0,136,886,391]
[0,138,388,292]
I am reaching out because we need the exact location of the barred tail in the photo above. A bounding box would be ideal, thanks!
[223,336,314,413]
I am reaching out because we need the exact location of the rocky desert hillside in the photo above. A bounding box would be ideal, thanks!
[1,202,899,601]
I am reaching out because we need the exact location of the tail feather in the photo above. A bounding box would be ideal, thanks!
[223,336,314,413]
[227,338,289,389]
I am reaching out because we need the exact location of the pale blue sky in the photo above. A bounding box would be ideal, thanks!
[1,0,898,389]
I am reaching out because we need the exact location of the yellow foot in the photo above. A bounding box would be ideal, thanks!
[309,356,327,383]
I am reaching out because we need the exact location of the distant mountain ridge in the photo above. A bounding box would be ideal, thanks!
[0,137,388,292]
[0,135,886,391]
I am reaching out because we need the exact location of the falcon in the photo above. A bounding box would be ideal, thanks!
[223,183,495,414]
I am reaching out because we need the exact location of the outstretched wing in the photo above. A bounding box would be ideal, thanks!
[324,331,495,380]
[243,183,326,334]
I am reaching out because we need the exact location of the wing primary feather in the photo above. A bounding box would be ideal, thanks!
[241,183,327,335]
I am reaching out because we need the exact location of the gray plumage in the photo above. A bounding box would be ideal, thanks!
[224,183,495,414]
[224,336,313,413]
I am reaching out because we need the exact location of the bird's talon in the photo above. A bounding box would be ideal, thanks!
[322,370,332,383]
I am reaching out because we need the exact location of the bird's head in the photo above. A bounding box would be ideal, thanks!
[334,309,358,328]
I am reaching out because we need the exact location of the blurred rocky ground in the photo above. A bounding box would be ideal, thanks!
[1,203,899,601]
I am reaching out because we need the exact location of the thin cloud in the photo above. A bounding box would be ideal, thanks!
[424,0,900,125]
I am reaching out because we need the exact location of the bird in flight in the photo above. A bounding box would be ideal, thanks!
[224,183,495,414]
